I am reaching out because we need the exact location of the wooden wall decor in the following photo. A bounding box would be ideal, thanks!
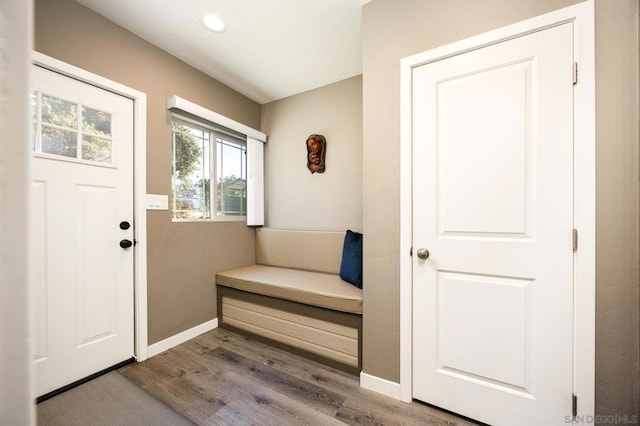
[306,134,326,174]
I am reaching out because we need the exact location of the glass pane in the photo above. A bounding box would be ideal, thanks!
[216,138,246,217]
[83,107,112,137]
[42,95,77,129]
[31,92,38,150]
[30,91,37,122]
[32,123,37,152]
[202,139,211,216]
[82,135,112,163]
[172,122,210,219]
[42,126,77,158]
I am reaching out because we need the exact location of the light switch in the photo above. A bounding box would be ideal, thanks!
[146,194,169,210]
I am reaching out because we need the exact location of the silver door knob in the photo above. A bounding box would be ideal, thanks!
[416,248,430,260]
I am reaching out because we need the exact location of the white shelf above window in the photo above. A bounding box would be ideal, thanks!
[167,96,266,143]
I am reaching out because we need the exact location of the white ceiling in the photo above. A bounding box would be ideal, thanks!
[75,0,370,104]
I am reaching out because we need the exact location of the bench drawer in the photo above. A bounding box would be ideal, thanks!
[218,287,361,371]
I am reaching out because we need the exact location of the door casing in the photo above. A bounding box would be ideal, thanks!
[399,1,595,417]
[32,52,149,362]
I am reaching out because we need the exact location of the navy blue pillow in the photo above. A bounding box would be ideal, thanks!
[340,230,363,288]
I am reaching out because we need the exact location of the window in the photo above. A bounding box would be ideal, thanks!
[168,95,265,226]
[31,91,113,164]
[172,118,247,220]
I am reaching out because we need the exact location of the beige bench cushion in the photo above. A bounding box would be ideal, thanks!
[256,228,346,274]
[216,265,362,314]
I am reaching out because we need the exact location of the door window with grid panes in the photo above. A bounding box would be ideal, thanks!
[31,91,114,164]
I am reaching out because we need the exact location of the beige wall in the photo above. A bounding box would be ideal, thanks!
[362,0,639,418]
[594,0,640,416]
[1,0,34,423]
[34,0,260,344]
[261,76,363,231]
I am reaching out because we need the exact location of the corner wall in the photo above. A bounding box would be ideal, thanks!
[594,0,640,416]
[34,0,261,344]
[261,76,363,231]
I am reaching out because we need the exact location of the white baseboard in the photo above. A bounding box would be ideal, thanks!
[360,371,401,400]
[147,318,218,358]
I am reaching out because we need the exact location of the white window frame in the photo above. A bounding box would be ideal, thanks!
[167,96,266,226]
[171,115,248,222]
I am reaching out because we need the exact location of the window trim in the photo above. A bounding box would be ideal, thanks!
[171,117,247,222]
[167,96,266,226]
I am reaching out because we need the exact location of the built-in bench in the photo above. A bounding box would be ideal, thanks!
[215,228,362,373]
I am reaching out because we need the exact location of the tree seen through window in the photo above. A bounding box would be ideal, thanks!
[31,92,113,163]
[172,120,246,220]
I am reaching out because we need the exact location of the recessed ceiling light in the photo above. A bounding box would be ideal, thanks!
[202,13,227,33]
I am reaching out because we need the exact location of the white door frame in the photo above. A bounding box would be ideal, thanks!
[32,51,149,362]
[399,1,595,417]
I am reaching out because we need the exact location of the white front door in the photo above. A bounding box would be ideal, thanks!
[31,65,135,397]
[412,23,574,425]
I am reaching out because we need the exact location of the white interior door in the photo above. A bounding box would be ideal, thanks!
[31,65,135,397]
[412,23,574,425]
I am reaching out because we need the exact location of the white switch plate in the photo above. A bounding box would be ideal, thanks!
[146,194,169,210]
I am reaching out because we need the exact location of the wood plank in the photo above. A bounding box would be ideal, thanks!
[200,345,347,417]
[223,302,358,355]
[119,368,225,426]
[184,329,477,425]
[183,327,358,385]
[336,396,477,426]
[223,295,358,338]
[184,327,390,407]
[210,369,344,425]
[117,328,479,426]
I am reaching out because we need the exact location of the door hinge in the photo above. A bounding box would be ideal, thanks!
[573,62,578,85]
[572,393,578,417]
[572,229,578,251]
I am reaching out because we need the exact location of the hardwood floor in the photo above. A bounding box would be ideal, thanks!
[119,328,478,425]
